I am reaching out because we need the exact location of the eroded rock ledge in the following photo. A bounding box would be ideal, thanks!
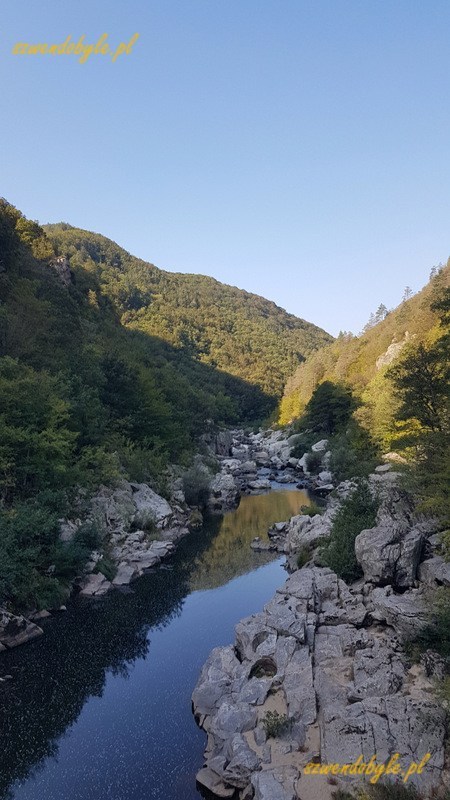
[193,564,447,800]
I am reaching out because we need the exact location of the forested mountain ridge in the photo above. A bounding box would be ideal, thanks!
[44,223,332,399]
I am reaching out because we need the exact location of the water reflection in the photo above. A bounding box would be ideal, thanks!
[0,487,311,800]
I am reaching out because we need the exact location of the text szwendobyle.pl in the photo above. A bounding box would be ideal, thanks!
[304,753,431,784]
[12,34,139,64]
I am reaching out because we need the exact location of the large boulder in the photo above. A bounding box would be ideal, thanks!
[0,609,44,649]
[418,556,450,587]
[370,586,429,639]
[78,572,112,597]
[208,473,240,512]
[355,522,424,588]
[90,481,136,535]
[130,483,173,528]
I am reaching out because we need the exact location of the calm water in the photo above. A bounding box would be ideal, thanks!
[0,486,311,800]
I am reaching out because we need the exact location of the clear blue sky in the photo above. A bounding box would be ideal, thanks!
[1,1,449,335]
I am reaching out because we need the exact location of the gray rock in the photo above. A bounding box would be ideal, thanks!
[112,563,137,586]
[223,734,260,787]
[90,481,136,534]
[318,470,332,483]
[210,701,257,738]
[78,572,112,597]
[248,479,271,491]
[418,556,450,587]
[208,473,240,512]
[240,460,257,473]
[355,522,423,588]
[311,439,328,452]
[0,609,44,649]
[130,483,173,528]
[375,463,392,473]
[251,767,298,800]
[195,768,235,798]
[371,586,429,639]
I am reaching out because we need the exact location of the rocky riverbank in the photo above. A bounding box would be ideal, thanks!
[0,427,307,653]
[192,462,450,799]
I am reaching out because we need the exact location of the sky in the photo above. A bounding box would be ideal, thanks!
[1,1,449,336]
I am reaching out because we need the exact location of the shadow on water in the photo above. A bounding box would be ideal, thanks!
[0,487,312,800]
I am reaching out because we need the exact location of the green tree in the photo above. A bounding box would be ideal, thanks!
[299,381,356,435]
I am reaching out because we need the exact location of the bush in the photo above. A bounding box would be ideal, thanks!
[320,481,378,583]
[300,502,324,517]
[291,431,318,458]
[306,451,323,474]
[296,547,312,568]
[262,711,293,738]
[182,464,210,507]
[329,421,379,482]
[410,587,450,660]
[94,556,117,582]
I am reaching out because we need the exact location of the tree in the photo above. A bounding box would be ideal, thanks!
[374,303,388,323]
[402,286,414,302]
[299,381,356,435]
[388,342,449,433]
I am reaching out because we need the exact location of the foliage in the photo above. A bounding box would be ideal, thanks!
[296,547,312,568]
[45,221,331,403]
[298,381,356,436]
[279,264,450,428]
[305,450,323,474]
[261,711,293,738]
[0,496,100,610]
[329,421,379,482]
[0,198,331,609]
[387,288,450,525]
[94,555,117,582]
[290,430,319,457]
[410,588,450,659]
[300,502,324,516]
[320,482,378,583]
[182,464,211,507]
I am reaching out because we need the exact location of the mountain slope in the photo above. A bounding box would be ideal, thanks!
[44,224,332,399]
[279,262,450,427]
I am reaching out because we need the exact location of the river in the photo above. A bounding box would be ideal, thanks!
[0,485,312,800]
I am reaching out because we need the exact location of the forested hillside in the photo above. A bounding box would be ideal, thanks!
[0,199,330,610]
[280,263,450,433]
[45,224,332,399]
[279,265,449,527]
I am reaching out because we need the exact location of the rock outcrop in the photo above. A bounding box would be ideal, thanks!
[193,566,446,798]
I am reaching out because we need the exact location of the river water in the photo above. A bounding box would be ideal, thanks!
[0,486,312,800]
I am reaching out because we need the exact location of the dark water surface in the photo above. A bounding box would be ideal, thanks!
[0,487,311,800]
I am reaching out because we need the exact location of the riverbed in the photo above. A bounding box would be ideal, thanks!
[0,486,312,800]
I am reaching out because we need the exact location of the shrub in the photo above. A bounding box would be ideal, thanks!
[410,587,450,660]
[320,481,378,583]
[300,502,324,517]
[296,547,312,568]
[329,421,379,482]
[182,464,210,507]
[291,431,318,458]
[94,556,117,582]
[306,450,323,474]
[262,711,293,738]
